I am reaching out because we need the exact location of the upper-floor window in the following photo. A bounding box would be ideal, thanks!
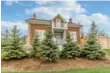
[56,18,61,27]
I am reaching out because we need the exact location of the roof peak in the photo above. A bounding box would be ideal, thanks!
[52,14,65,22]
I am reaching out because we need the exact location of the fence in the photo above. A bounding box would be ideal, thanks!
[96,36,110,49]
[80,36,110,49]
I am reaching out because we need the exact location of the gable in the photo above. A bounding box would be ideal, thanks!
[52,14,65,22]
[26,14,82,28]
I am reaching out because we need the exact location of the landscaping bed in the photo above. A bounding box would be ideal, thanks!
[2,57,110,72]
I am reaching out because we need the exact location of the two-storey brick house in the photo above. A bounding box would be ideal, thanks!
[26,14,82,46]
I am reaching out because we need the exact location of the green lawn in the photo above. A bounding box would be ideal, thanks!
[2,67,110,73]
[104,49,110,55]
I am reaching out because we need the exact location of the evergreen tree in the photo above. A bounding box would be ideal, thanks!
[32,33,40,58]
[81,21,105,60]
[2,26,26,59]
[40,27,59,61]
[89,21,98,38]
[81,37,105,60]
[61,31,80,59]
[89,21,106,37]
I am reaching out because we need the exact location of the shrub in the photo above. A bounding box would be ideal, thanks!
[32,33,41,58]
[40,27,59,61]
[22,45,33,57]
[81,37,105,60]
[1,26,26,60]
[61,31,80,59]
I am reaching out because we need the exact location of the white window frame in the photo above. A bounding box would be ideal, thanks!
[70,32,77,42]
[35,30,45,40]
[56,18,61,27]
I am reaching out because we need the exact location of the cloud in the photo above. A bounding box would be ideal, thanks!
[73,13,110,36]
[25,1,86,19]
[3,1,109,36]
[89,13,109,25]
[25,1,109,26]
[1,21,27,33]
[74,13,110,26]
[3,0,22,6]
[35,0,54,5]
[24,1,110,35]
[35,0,86,14]
[74,14,91,25]
[62,1,86,14]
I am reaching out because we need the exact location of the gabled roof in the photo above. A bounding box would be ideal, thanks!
[26,14,82,27]
[52,14,65,22]
[26,18,51,25]
[68,22,82,27]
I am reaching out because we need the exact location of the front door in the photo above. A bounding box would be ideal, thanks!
[55,32,63,45]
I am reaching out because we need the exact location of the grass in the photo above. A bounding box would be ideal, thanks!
[104,49,110,55]
[2,67,110,73]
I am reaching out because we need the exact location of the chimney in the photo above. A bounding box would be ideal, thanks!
[69,18,72,23]
[32,13,36,18]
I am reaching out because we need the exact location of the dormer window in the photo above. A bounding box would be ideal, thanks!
[56,18,61,27]
[52,14,68,29]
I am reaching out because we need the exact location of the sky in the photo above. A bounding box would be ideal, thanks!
[1,0,110,36]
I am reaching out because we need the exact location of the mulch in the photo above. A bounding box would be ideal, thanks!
[1,56,110,71]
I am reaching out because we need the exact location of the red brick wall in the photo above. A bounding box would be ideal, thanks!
[28,24,49,45]
[28,24,81,45]
[68,27,81,44]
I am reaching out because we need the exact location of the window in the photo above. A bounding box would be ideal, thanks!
[35,30,45,40]
[56,18,61,27]
[64,23,67,28]
[70,32,77,42]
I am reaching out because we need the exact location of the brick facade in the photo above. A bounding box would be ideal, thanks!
[26,14,82,45]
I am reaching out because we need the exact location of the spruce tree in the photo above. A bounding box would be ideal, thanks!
[40,27,59,61]
[81,37,105,60]
[61,31,80,59]
[81,21,105,60]
[89,21,106,36]
[2,26,26,59]
[32,33,40,58]
[1,29,11,59]
[89,21,98,37]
